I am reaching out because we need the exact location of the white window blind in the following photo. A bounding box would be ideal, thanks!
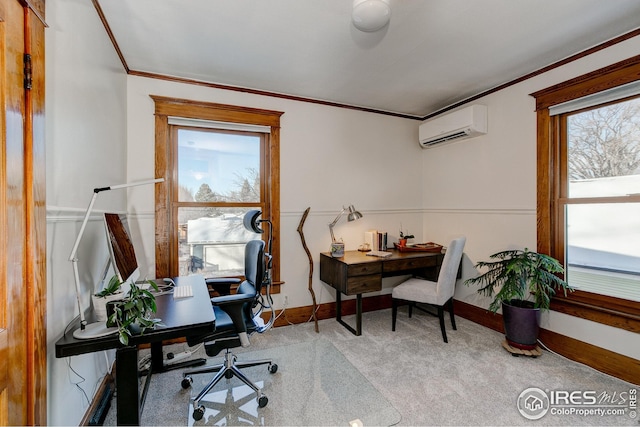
[168,116,271,134]
[549,80,640,116]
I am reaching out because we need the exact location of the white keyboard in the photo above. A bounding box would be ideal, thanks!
[173,285,193,299]
[366,250,392,258]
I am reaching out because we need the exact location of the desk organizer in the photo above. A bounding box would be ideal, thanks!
[393,242,443,252]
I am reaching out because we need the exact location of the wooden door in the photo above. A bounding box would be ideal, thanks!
[0,0,46,425]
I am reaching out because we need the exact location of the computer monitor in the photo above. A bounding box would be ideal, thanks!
[72,213,140,340]
[103,213,140,289]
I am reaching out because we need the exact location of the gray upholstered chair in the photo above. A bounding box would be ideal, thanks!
[391,236,466,343]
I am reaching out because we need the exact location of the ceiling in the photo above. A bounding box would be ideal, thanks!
[96,0,640,119]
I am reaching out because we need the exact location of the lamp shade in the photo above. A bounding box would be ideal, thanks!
[347,205,363,221]
[329,204,363,242]
[352,0,391,32]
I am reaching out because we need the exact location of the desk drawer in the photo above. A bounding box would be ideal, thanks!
[348,262,382,277]
[346,275,382,294]
[384,256,439,273]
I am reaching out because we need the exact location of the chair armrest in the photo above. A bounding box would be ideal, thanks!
[211,293,255,344]
[211,293,254,306]
[206,277,241,296]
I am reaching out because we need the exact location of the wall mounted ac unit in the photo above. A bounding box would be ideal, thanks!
[419,104,487,148]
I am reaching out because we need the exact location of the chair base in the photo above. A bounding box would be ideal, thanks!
[181,348,277,421]
[392,297,456,343]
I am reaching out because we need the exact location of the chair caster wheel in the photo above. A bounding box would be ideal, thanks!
[257,394,268,408]
[225,370,234,379]
[181,376,193,389]
[192,405,205,421]
[269,363,278,374]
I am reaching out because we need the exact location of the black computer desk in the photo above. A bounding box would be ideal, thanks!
[55,274,215,426]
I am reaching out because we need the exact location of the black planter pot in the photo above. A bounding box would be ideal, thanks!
[502,299,540,350]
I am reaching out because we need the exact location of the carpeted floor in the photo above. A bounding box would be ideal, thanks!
[103,308,638,426]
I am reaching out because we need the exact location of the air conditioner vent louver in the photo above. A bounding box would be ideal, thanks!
[419,105,487,148]
[422,130,471,146]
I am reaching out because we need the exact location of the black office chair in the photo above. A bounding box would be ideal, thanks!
[180,212,277,421]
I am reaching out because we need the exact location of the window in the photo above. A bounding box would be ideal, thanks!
[152,96,283,287]
[532,56,640,333]
[562,97,640,301]
[176,126,264,277]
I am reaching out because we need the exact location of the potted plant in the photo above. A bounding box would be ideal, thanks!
[92,274,125,322]
[464,248,573,350]
[107,279,161,345]
[398,230,414,247]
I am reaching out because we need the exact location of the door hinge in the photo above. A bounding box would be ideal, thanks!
[24,53,32,90]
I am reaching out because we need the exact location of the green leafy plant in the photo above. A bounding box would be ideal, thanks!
[399,230,414,240]
[464,248,573,312]
[107,279,161,345]
[94,274,123,298]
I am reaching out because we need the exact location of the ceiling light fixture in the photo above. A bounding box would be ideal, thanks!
[351,0,391,32]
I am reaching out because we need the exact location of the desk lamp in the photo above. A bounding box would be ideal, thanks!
[69,178,164,339]
[329,205,363,242]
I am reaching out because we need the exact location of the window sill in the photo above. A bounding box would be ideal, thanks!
[550,290,640,333]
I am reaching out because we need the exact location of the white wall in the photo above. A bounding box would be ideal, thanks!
[125,77,423,311]
[45,0,128,425]
[44,2,640,424]
[425,35,640,360]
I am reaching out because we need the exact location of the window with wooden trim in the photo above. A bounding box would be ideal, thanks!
[532,55,640,333]
[152,96,283,287]
[560,95,640,302]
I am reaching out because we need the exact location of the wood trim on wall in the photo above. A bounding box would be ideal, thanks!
[152,96,283,280]
[423,29,640,120]
[453,300,640,386]
[91,0,640,121]
[531,54,640,111]
[532,54,640,334]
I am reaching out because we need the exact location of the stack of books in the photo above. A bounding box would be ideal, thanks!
[365,230,388,251]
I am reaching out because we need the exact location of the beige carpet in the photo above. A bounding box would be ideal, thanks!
[103,308,638,426]
[185,339,400,426]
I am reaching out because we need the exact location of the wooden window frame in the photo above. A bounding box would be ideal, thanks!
[532,55,640,333]
[152,96,283,287]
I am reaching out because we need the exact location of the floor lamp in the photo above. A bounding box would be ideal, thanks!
[69,178,164,339]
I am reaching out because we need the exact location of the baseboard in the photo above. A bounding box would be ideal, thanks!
[80,367,116,426]
[452,299,640,385]
[273,294,393,327]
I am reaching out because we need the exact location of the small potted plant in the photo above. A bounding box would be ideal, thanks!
[92,274,124,322]
[107,279,161,345]
[398,230,414,247]
[464,248,573,350]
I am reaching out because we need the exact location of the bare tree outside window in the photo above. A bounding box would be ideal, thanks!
[564,95,640,302]
[568,99,640,180]
[176,126,263,277]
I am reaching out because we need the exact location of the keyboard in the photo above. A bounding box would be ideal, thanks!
[173,285,193,299]
[366,250,392,258]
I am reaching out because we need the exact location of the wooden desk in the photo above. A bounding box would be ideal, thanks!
[320,249,444,335]
[55,275,215,426]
